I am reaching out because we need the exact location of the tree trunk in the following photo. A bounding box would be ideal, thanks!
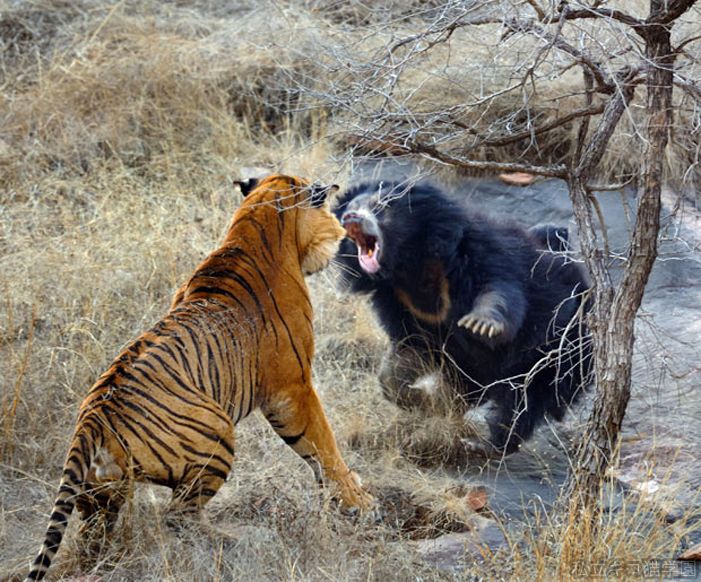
[564,0,677,512]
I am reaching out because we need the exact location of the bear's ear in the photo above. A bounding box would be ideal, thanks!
[309,183,339,208]
[234,178,259,197]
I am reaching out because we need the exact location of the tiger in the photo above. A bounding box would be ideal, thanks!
[26,174,374,581]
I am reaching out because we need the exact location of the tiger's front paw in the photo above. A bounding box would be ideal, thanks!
[458,312,505,339]
[336,470,380,519]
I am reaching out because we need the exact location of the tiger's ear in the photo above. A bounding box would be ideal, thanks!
[310,184,339,207]
[234,178,259,197]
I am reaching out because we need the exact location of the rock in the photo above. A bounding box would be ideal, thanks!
[411,515,507,571]
[412,533,475,571]
[678,542,701,561]
[447,483,489,512]
[498,172,535,186]
[638,480,661,495]
[466,487,489,512]
[609,440,694,521]
[467,514,508,553]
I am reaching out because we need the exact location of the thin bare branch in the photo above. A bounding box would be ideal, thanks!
[673,33,701,53]
[560,6,642,30]
[585,178,636,191]
[480,102,605,149]
[577,68,641,175]
[504,17,616,93]
[399,140,568,178]
[563,0,697,40]
[525,0,546,21]
[674,74,701,103]
[389,5,504,55]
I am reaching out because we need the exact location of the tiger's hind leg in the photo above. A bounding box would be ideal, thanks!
[168,463,231,527]
[262,384,374,513]
[75,478,130,568]
[166,411,235,529]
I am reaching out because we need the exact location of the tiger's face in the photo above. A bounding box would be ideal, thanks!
[236,174,345,275]
[297,193,345,276]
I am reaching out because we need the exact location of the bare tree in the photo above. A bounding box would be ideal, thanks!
[303,0,700,514]
[563,0,696,512]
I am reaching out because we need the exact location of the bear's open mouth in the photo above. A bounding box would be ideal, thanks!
[342,216,382,274]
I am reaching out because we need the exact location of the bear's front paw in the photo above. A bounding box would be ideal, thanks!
[458,313,505,338]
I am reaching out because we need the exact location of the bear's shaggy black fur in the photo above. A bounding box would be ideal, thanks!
[334,181,593,456]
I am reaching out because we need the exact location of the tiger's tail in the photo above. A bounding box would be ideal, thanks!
[25,429,95,581]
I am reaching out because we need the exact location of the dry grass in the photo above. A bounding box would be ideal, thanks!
[1,1,699,580]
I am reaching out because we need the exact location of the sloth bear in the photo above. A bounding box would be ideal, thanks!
[334,181,593,456]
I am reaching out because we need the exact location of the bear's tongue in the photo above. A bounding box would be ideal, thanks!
[358,242,381,274]
[344,221,381,274]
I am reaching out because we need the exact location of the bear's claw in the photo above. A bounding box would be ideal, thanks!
[458,314,505,338]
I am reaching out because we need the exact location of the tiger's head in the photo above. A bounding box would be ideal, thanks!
[235,174,345,275]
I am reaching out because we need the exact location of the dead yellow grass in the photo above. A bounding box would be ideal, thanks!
[1,1,699,580]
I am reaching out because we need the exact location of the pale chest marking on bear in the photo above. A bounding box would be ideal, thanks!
[394,276,451,324]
